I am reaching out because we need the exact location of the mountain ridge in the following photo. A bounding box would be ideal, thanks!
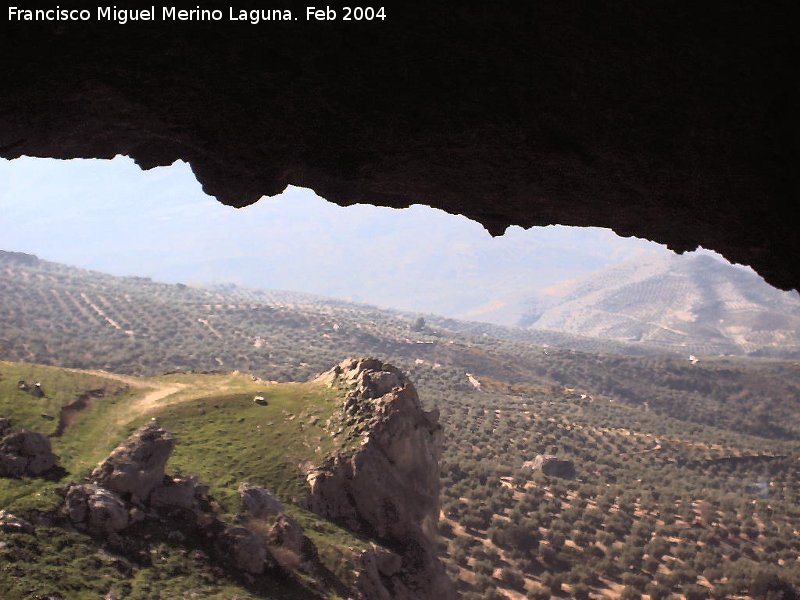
[518,252,800,356]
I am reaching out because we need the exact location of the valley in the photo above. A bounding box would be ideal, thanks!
[1,251,799,599]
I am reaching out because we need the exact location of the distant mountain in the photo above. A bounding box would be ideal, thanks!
[517,252,800,356]
[0,158,665,320]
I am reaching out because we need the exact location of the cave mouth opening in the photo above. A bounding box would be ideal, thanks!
[2,155,800,600]
[2,154,797,359]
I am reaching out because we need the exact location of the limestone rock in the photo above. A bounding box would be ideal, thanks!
[0,510,34,535]
[65,484,129,534]
[524,454,576,479]
[91,422,175,501]
[373,545,403,577]
[0,429,58,477]
[150,475,207,510]
[220,526,268,575]
[266,513,304,557]
[310,358,454,600]
[239,482,284,519]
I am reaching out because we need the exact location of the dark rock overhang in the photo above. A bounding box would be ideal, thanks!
[1,1,797,289]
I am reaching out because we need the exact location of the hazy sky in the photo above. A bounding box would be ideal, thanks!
[1,155,672,319]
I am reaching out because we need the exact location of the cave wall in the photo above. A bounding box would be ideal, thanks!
[1,1,797,289]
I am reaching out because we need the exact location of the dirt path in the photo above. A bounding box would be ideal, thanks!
[63,367,189,423]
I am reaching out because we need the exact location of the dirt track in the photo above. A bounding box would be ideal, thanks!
[63,367,188,423]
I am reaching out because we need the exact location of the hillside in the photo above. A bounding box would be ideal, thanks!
[519,253,800,357]
[0,359,451,599]
[2,252,800,598]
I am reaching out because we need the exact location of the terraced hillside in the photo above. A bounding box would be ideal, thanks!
[2,252,800,598]
[432,377,800,599]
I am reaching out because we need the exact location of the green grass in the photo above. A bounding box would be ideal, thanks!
[143,383,339,511]
[0,362,134,513]
[1,362,374,598]
[0,525,311,600]
[0,361,127,437]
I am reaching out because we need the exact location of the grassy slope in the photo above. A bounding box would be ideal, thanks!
[0,361,366,599]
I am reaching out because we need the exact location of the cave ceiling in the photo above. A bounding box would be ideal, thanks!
[1,1,798,289]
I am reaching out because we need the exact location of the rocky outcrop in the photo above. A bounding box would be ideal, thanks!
[0,426,59,477]
[66,422,209,535]
[90,421,175,502]
[310,358,454,600]
[265,513,305,558]
[65,484,130,534]
[524,455,576,479]
[239,481,284,519]
[0,510,34,535]
[235,482,307,573]
[219,526,269,575]
[63,423,304,581]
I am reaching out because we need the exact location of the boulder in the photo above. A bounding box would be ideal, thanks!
[266,513,304,557]
[65,483,90,523]
[239,482,284,519]
[220,526,268,575]
[0,418,11,436]
[354,546,409,600]
[0,510,34,535]
[0,429,58,476]
[523,454,576,479]
[91,421,175,501]
[65,484,129,534]
[150,475,206,510]
[87,487,130,533]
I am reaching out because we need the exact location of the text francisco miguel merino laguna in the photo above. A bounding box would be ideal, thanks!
[8,5,387,24]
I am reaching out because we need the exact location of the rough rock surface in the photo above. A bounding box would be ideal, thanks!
[524,455,576,479]
[149,475,208,510]
[0,428,58,477]
[310,358,454,600]
[63,423,293,580]
[66,484,130,534]
[0,510,35,535]
[66,424,210,536]
[238,482,284,519]
[1,4,797,290]
[265,513,305,558]
[90,421,175,501]
[219,526,268,575]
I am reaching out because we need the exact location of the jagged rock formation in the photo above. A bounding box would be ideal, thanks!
[65,422,209,537]
[90,421,176,502]
[239,481,285,519]
[310,358,454,600]
[218,526,269,575]
[63,422,310,579]
[0,423,59,477]
[65,483,130,534]
[524,455,576,479]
